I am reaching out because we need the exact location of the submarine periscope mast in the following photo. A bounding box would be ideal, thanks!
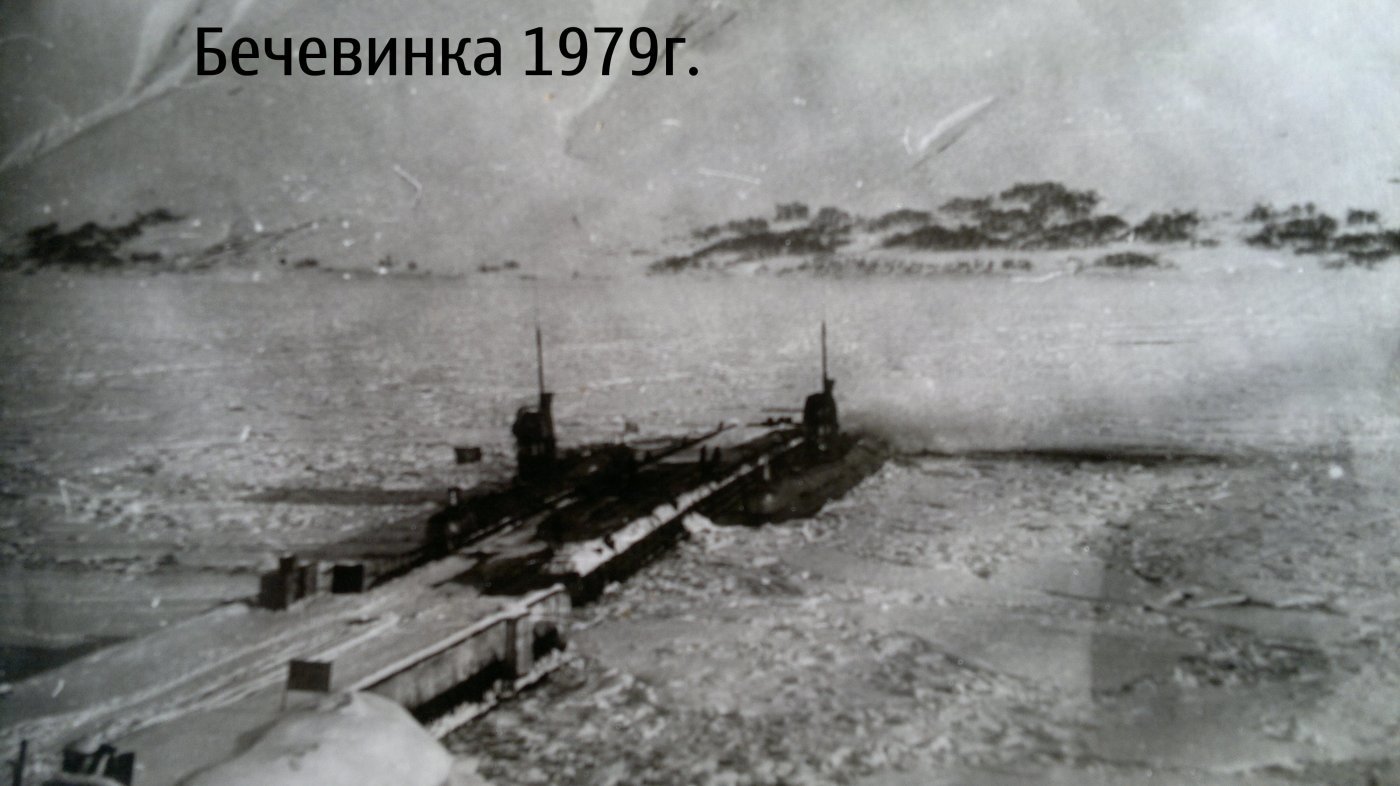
[512,326,557,482]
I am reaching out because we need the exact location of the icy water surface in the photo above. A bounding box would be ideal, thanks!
[2,258,1399,782]
[3,261,1396,468]
[455,451,1400,785]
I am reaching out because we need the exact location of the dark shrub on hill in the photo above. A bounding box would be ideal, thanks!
[972,207,1038,239]
[703,226,839,257]
[1094,252,1163,269]
[1028,215,1129,248]
[1332,233,1376,251]
[940,196,993,216]
[1346,209,1380,226]
[690,216,769,241]
[4,209,181,270]
[883,224,992,251]
[774,202,810,222]
[998,182,1100,223]
[1277,214,1338,245]
[1245,202,1326,224]
[726,217,769,235]
[649,224,846,273]
[1243,200,1398,265]
[887,183,1126,251]
[1331,230,1400,263]
[1248,214,1338,250]
[1134,211,1200,243]
[811,206,854,231]
[928,182,1109,246]
[867,208,933,232]
[1245,203,1274,222]
[649,255,694,273]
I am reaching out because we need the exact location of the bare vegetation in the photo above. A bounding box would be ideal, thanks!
[1093,252,1166,270]
[651,187,1398,275]
[1246,203,1400,266]
[1,210,181,271]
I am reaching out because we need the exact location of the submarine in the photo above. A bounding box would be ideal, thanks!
[259,322,887,608]
[441,320,887,601]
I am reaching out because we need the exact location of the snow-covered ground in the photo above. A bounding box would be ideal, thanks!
[1,253,1398,782]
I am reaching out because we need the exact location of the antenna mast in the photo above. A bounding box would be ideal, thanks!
[535,325,546,398]
[821,321,829,386]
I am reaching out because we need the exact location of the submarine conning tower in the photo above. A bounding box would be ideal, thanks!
[513,327,557,482]
[802,321,839,453]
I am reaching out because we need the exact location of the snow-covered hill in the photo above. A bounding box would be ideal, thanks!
[2,0,1398,273]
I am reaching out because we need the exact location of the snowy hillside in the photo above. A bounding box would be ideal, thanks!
[3,0,1399,274]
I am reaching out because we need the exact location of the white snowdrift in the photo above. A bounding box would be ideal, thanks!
[179,692,453,786]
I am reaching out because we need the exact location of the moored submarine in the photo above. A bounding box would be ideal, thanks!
[261,323,885,607]
[453,320,887,600]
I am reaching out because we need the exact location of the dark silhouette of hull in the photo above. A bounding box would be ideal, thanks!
[258,322,884,609]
